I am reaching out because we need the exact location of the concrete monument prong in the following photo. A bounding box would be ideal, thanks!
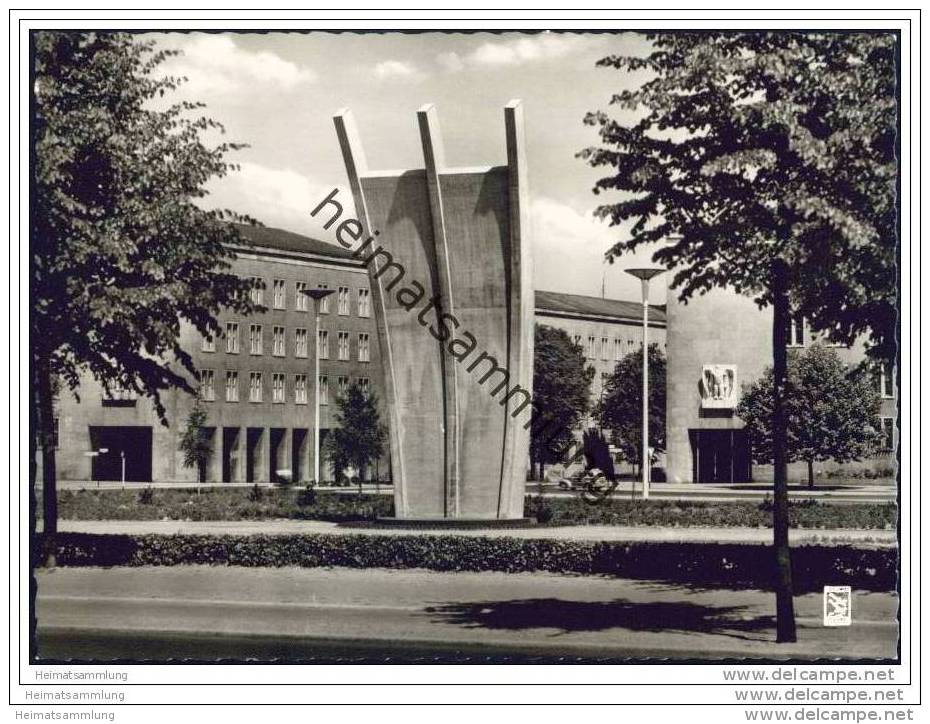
[624,267,665,499]
[300,286,336,485]
[333,102,534,520]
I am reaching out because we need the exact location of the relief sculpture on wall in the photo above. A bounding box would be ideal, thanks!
[701,364,738,409]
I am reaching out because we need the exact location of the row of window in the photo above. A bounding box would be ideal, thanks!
[573,334,640,362]
[199,370,369,405]
[203,325,371,362]
[248,279,371,317]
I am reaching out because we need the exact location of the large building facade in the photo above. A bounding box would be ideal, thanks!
[55,225,382,484]
[52,225,668,484]
[665,283,897,484]
[534,290,667,412]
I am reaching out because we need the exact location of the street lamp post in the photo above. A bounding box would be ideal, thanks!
[624,267,664,499]
[301,287,336,484]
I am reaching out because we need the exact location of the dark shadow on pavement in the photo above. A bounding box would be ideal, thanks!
[424,598,774,641]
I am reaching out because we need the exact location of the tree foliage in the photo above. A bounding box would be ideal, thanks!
[33,31,261,418]
[529,325,594,477]
[579,32,897,361]
[179,398,213,482]
[596,343,666,466]
[32,31,261,552]
[737,345,882,486]
[326,382,387,482]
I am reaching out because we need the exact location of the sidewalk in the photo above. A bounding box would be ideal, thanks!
[58,518,897,548]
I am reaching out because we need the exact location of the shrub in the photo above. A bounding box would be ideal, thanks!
[247,484,263,502]
[45,531,897,593]
[296,482,317,507]
[525,495,554,524]
[137,487,154,505]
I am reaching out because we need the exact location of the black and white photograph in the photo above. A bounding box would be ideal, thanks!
[11,6,919,723]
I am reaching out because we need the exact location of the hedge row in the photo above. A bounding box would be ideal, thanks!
[45,532,897,593]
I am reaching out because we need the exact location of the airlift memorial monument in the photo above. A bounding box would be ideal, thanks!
[331,101,534,521]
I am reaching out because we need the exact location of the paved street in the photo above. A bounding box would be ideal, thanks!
[36,566,898,662]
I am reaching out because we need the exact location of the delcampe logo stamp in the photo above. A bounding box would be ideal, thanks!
[824,586,853,627]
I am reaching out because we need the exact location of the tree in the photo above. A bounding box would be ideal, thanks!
[580,32,897,642]
[32,32,260,562]
[596,344,666,472]
[529,325,595,480]
[179,399,213,483]
[327,382,387,489]
[737,345,882,488]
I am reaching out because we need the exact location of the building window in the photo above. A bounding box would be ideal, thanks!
[273,326,286,357]
[788,316,806,347]
[273,279,286,309]
[272,373,286,404]
[358,377,370,391]
[225,322,240,354]
[319,375,329,405]
[249,324,263,355]
[201,335,216,353]
[318,283,330,313]
[879,417,894,451]
[337,331,350,361]
[614,338,623,361]
[294,328,308,358]
[294,374,308,404]
[249,372,263,403]
[102,385,136,407]
[587,336,597,359]
[358,333,370,362]
[338,286,350,315]
[295,281,309,312]
[225,371,239,402]
[199,369,215,401]
[600,337,609,361]
[338,375,349,397]
[249,277,264,305]
[318,330,329,359]
[879,362,895,399]
[358,288,370,317]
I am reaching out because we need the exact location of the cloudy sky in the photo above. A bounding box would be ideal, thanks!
[150,30,665,302]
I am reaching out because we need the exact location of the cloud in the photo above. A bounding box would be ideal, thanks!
[531,197,664,301]
[202,161,355,243]
[158,34,316,99]
[373,59,426,81]
[436,51,465,73]
[440,33,597,72]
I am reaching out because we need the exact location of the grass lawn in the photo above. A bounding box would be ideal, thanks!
[48,487,897,530]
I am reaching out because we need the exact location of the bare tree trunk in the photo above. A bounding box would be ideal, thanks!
[36,351,58,567]
[772,260,797,643]
[807,459,815,489]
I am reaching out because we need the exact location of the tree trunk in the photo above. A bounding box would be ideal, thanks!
[771,260,797,643]
[36,352,58,567]
[807,459,815,489]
